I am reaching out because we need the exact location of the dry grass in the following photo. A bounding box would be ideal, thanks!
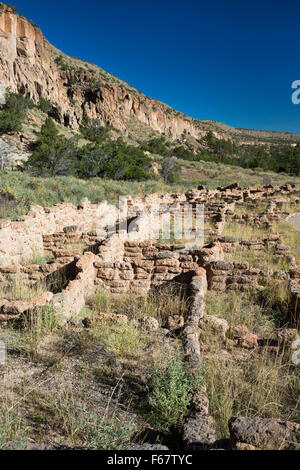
[206,351,300,442]
[234,202,268,217]
[87,284,191,325]
[273,220,300,259]
[225,246,290,272]
[204,286,299,444]
[205,290,278,335]
[29,251,53,266]
[222,220,268,240]
[0,276,46,302]
[0,394,24,450]
[87,319,147,360]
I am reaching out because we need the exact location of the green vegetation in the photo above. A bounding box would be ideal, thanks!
[87,318,146,359]
[87,285,190,324]
[200,131,300,176]
[25,118,153,181]
[0,3,38,27]
[139,130,300,177]
[37,98,53,114]
[82,396,136,450]
[205,289,299,440]
[25,118,78,177]
[30,250,53,266]
[0,171,187,220]
[1,3,18,14]
[0,92,34,135]
[0,409,24,450]
[146,352,204,429]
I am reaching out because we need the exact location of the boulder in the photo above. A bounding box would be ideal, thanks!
[199,315,229,340]
[183,414,216,449]
[233,325,258,349]
[229,416,300,450]
[139,316,159,331]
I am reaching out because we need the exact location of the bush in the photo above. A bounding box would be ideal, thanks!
[161,157,181,183]
[80,118,110,144]
[25,118,153,181]
[76,137,153,181]
[37,98,53,114]
[140,137,170,156]
[146,352,204,429]
[25,118,78,177]
[172,145,195,161]
[0,92,34,135]
[6,4,19,14]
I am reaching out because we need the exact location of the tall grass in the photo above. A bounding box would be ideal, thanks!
[206,351,300,442]
[225,246,290,272]
[0,171,186,220]
[0,276,46,302]
[88,319,146,359]
[87,284,190,325]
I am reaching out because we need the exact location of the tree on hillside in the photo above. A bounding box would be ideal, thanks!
[25,118,77,176]
[0,92,34,135]
[76,138,153,181]
[161,157,181,183]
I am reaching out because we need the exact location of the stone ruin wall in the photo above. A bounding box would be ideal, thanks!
[1,182,300,324]
[0,182,300,449]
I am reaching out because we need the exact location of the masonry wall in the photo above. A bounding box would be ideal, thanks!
[52,252,98,321]
[0,200,111,266]
[94,236,223,295]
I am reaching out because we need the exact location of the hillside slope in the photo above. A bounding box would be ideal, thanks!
[1,3,300,150]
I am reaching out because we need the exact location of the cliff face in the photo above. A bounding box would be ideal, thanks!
[0,9,64,104]
[0,6,214,141]
[0,6,299,146]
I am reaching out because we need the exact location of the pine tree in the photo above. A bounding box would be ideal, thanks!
[25,118,77,176]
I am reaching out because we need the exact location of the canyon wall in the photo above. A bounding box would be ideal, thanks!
[0,6,233,140]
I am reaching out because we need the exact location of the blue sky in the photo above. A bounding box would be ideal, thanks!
[13,0,300,134]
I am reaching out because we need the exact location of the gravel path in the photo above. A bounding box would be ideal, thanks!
[288,214,300,231]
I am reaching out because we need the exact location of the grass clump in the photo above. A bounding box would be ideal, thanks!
[29,251,52,266]
[222,220,268,241]
[145,352,204,429]
[0,410,24,450]
[87,284,190,325]
[205,291,276,336]
[0,276,45,302]
[88,318,146,359]
[226,246,290,272]
[273,220,300,259]
[82,389,136,450]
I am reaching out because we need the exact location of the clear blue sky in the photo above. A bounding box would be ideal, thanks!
[13,0,300,134]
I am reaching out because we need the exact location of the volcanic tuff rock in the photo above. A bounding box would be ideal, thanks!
[1,4,300,146]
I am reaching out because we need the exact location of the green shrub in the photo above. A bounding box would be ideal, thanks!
[82,388,136,450]
[5,4,19,14]
[140,137,170,156]
[146,352,204,429]
[25,118,153,181]
[37,98,53,114]
[25,117,78,176]
[80,118,110,144]
[77,138,153,181]
[0,92,34,135]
